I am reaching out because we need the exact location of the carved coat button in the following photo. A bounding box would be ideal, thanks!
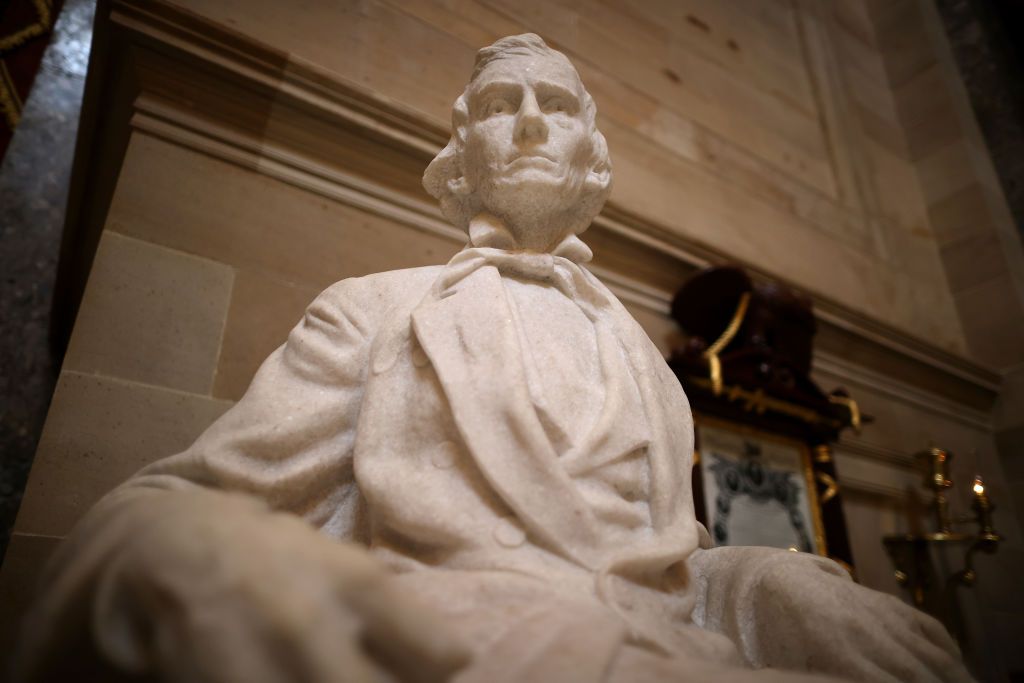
[493,516,526,548]
[412,346,430,368]
[431,440,459,469]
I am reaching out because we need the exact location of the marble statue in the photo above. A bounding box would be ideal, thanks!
[17,34,971,683]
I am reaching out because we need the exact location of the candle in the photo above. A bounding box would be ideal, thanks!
[926,449,954,533]
[971,474,995,536]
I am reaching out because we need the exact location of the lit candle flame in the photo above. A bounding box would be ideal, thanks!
[973,476,985,495]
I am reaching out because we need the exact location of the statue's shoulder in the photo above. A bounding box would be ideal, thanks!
[312,264,445,326]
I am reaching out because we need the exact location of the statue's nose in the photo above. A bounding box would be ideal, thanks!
[514,93,547,145]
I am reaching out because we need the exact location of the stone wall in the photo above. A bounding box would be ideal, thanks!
[2,0,1022,679]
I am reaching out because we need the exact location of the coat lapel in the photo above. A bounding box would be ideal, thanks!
[601,280,697,539]
[411,266,602,568]
[560,322,651,478]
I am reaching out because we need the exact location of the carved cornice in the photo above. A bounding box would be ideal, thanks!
[831,469,911,500]
[94,0,1001,416]
[110,0,450,155]
[813,351,992,431]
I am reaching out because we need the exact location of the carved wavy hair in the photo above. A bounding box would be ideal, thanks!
[422,34,612,238]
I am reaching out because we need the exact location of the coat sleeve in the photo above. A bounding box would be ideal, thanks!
[14,279,379,680]
[128,276,376,539]
[689,545,971,682]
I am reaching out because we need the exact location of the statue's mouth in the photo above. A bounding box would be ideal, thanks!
[506,153,557,168]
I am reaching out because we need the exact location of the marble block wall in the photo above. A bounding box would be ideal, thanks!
[3,0,1024,680]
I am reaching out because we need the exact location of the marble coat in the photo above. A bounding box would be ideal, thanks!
[129,247,735,667]
[21,246,971,683]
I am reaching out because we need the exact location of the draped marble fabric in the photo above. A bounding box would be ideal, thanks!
[19,238,970,682]
[131,236,709,655]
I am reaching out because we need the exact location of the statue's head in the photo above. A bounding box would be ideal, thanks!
[423,34,612,254]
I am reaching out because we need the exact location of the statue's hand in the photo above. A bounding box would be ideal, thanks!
[752,554,969,682]
[692,546,970,683]
[33,490,468,683]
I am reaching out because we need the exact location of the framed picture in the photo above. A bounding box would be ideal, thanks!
[695,416,827,556]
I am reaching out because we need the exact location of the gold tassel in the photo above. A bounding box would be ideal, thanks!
[702,292,750,396]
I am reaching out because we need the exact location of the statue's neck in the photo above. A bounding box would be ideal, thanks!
[468,212,592,262]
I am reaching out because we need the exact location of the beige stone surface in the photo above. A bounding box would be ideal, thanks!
[952,277,1024,368]
[62,231,234,394]
[608,119,967,353]
[866,140,930,237]
[499,3,832,194]
[928,183,992,246]
[155,0,972,356]
[940,231,1016,293]
[893,66,963,160]
[916,141,977,205]
[870,0,935,86]
[838,490,908,597]
[212,269,320,401]
[108,133,459,292]
[14,371,233,538]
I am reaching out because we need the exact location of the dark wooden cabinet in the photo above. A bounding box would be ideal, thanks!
[670,266,861,571]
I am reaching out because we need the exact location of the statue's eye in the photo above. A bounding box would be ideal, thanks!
[485,99,511,117]
[542,98,566,114]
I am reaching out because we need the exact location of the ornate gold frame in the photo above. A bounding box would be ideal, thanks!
[693,414,828,557]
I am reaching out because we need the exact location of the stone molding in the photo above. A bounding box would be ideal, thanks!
[814,351,992,432]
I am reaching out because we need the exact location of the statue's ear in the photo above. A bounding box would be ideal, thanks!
[450,117,476,196]
[586,163,611,191]
[584,130,612,193]
[448,175,472,196]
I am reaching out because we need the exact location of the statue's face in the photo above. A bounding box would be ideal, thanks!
[462,53,592,242]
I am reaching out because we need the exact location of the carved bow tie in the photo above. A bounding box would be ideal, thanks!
[429,213,611,320]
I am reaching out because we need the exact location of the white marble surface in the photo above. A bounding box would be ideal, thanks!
[16,34,970,683]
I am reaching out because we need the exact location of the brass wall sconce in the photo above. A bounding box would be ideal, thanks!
[883,448,1000,607]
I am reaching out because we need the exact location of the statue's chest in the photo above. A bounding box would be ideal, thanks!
[503,277,605,450]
